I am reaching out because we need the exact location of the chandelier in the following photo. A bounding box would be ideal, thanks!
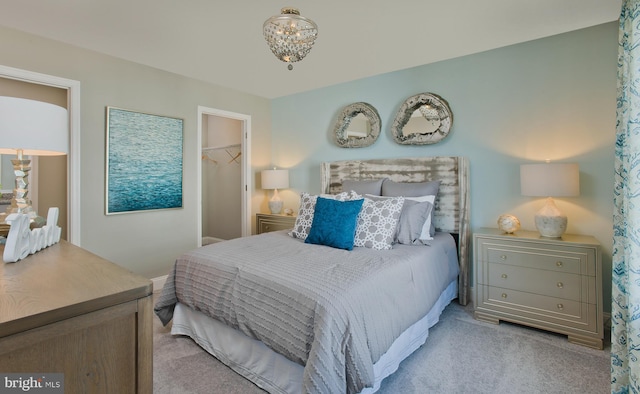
[263,7,318,70]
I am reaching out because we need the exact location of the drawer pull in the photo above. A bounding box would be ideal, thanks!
[500,255,507,260]
[265,225,270,230]
[557,282,563,288]
[501,293,508,299]
[557,303,564,310]
[556,261,563,267]
[501,274,508,279]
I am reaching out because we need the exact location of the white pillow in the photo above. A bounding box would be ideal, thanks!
[366,194,436,241]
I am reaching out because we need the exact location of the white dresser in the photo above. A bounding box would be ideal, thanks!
[473,228,603,349]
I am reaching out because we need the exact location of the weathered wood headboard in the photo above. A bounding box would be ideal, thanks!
[320,156,470,305]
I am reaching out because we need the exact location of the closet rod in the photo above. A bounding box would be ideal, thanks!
[202,143,240,152]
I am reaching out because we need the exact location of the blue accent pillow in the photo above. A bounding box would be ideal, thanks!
[305,197,364,250]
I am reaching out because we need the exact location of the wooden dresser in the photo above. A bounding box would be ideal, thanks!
[473,228,603,349]
[0,241,153,393]
[256,213,296,234]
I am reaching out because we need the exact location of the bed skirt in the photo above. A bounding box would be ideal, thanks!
[170,279,458,394]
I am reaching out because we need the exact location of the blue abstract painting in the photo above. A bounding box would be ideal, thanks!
[106,107,183,214]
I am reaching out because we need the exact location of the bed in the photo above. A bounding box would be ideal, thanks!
[155,156,470,394]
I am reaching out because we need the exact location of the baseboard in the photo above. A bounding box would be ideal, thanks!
[152,275,168,293]
[202,236,225,246]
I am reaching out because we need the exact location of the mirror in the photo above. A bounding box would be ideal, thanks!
[333,102,381,148]
[391,93,453,145]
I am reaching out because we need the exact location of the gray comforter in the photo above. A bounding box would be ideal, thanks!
[155,231,459,394]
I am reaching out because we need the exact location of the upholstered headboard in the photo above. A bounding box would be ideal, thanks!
[320,156,470,305]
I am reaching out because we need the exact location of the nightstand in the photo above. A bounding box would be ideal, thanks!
[473,228,603,349]
[256,213,296,234]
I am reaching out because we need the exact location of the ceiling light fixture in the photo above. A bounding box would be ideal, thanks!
[263,7,318,71]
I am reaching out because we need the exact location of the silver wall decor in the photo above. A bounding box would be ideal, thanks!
[391,93,453,145]
[333,102,381,148]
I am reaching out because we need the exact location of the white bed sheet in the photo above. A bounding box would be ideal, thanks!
[171,279,458,394]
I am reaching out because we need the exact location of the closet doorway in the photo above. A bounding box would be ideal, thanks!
[0,65,81,244]
[197,106,251,247]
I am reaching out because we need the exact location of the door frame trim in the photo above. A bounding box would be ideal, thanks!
[0,65,81,245]
[197,106,251,245]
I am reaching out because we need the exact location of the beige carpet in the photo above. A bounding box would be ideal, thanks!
[152,299,610,394]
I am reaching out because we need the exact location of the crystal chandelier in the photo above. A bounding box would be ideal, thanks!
[263,7,318,70]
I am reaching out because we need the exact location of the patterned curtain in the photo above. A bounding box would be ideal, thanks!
[613,1,640,392]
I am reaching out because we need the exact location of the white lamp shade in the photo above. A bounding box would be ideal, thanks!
[261,169,289,190]
[520,163,579,197]
[0,96,69,156]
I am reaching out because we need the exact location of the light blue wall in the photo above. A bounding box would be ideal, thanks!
[271,22,617,311]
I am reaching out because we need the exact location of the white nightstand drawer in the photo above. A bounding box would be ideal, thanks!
[486,262,584,302]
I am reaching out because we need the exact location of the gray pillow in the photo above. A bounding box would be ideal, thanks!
[395,199,434,245]
[342,178,385,196]
[381,179,441,237]
[381,179,441,197]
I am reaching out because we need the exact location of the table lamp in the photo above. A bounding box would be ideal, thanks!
[0,96,68,227]
[520,162,579,238]
[261,168,289,214]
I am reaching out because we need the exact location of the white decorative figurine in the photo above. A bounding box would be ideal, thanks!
[3,207,62,263]
[497,214,521,234]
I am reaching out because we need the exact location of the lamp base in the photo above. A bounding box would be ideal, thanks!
[534,197,567,238]
[268,200,284,215]
[0,155,45,233]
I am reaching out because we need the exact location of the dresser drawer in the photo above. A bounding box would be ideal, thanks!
[256,213,296,234]
[477,284,597,333]
[479,239,596,276]
[486,262,585,302]
[258,220,293,233]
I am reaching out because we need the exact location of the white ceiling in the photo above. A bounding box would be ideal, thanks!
[0,0,621,99]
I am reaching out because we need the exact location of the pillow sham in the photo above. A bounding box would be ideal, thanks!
[381,179,441,199]
[380,179,441,238]
[289,191,360,240]
[394,199,434,245]
[342,178,385,196]
[366,194,436,242]
[305,197,364,250]
[353,196,404,250]
[405,195,437,240]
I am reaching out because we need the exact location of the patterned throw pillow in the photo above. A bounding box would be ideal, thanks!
[289,191,360,240]
[353,196,404,250]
